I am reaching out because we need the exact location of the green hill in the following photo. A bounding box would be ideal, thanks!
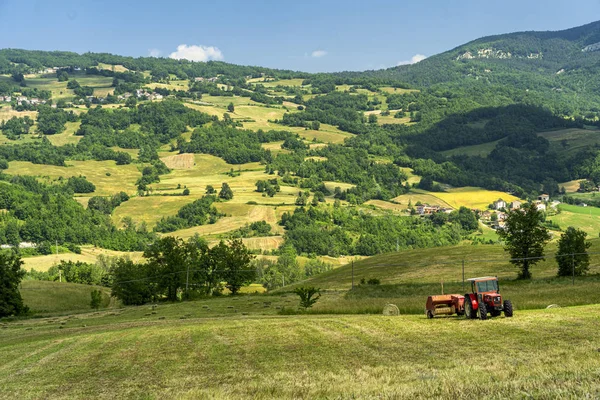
[20,280,113,315]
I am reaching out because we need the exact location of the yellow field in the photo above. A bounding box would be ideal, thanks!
[433,187,519,210]
[22,246,144,272]
[6,160,141,196]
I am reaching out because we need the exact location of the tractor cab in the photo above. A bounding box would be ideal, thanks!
[464,276,513,320]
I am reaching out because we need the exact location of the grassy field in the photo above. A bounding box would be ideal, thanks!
[550,203,600,235]
[19,280,113,315]
[0,303,598,398]
[24,73,115,100]
[441,140,500,157]
[6,160,141,196]
[433,187,519,210]
[46,121,81,146]
[298,239,600,287]
[540,127,600,154]
[22,246,144,272]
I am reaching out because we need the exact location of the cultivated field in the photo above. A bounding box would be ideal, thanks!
[433,187,519,210]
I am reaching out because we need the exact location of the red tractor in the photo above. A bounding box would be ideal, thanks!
[464,277,513,320]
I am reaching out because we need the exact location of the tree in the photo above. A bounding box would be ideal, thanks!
[206,185,215,194]
[293,287,321,310]
[368,114,378,124]
[215,239,255,295]
[556,227,590,277]
[219,182,233,200]
[0,251,29,317]
[90,289,102,310]
[227,102,235,113]
[110,258,153,305]
[144,236,187,302]
[498,203,550,279]
[311,120,320,130]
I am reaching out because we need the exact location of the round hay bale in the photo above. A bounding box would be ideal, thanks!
[383,304,400,316]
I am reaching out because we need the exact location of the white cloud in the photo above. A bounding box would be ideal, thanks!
[311,50,327,58]
[148,48,161,57]
[397,54,427,66]
[169,44,224,62]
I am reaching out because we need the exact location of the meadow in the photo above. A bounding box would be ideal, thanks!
[5,160,141,197]
[0,302,598,399]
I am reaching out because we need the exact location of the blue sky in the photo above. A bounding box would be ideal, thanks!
[1,0,600,72]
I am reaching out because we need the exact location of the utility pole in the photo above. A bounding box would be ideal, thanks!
[572,253,575,286]
[396,238,399,252]
[59,269,62,283]
[462,260,465,292]
[351,260,354,289]
[282,274,285,287]
[185,262,190,295]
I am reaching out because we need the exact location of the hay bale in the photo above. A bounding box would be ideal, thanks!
[383,304,400,316]
[546,304,560,309]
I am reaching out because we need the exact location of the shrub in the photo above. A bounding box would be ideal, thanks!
[293,286,321,310]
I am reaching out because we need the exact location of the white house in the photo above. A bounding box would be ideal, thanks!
[493,199,507,210]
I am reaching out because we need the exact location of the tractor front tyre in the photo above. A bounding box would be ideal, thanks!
[478,302,487,320]
[503,300,513,318]
[427,310,434,319]
[464,297,476,319]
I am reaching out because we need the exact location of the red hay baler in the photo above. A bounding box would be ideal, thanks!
[425,294,465,318]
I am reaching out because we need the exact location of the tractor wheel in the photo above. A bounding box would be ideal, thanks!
[427,310,434,319]
[504,300,513,318]
[464,297,476,319]
[478,301,487,320]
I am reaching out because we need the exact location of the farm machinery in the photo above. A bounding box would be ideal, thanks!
[425,276,513,319]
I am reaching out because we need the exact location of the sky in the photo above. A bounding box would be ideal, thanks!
[1,0,600,72]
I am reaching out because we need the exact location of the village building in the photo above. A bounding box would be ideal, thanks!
[416,204,442,215]
[492,199,506,210]
[538,194,550,202]
[509,200,521,210]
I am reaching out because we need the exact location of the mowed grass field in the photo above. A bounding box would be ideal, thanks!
[551,203,600,235]
[0,303,598,398]
[5,160,141,196]
[22,246,144,272]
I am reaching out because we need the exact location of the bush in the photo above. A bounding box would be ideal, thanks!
[367,278,381,285]
[293,287,321,310]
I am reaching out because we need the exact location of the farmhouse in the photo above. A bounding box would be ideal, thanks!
[509,200,522,210]
[534,201,546,211]
[492,199,506,210]
[416,204,442,215]
[538,194,550,202]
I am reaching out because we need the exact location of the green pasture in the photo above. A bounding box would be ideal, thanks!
[5,160,141,196]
